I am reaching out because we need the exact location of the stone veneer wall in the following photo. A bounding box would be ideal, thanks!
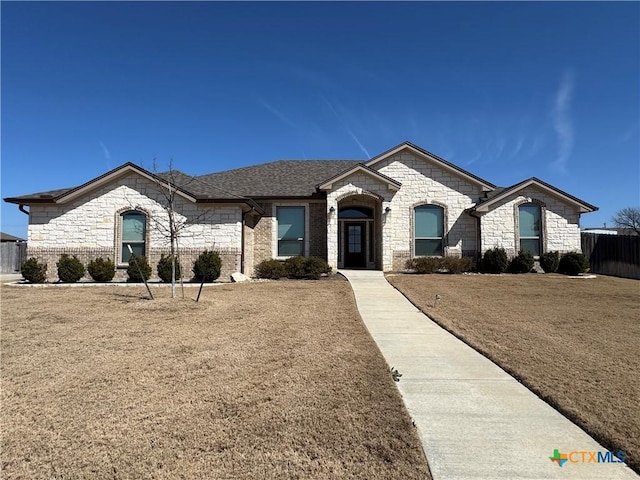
[479,186,581,257]
[326,151,483,271]
[26,172,243,281]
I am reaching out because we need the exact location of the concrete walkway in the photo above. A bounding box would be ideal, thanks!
[340,270,638,480]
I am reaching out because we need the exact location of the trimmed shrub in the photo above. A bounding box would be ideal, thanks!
[540,251,560,273]
[254,259,286,279]
[257,257,331,280]
[127,255,152,282]
[405,257,442,274]
[56,254,85,283]
[302,257,332,280]
[192,250,222,282]
[21,257,47,283]
[88,257,116,282]
[442,256,476,274]
[508,250,534,274]
[558,252,589,276]
[157,254,181,283]
[481,247,509,274]
[284,256,307,279]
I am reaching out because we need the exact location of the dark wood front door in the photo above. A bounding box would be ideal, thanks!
[344,222,366,268]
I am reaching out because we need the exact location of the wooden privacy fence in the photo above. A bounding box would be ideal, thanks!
[1,242,27,273]
[581,233,640,280]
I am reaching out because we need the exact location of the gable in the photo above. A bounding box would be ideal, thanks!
[366,142,496,192]
[317,164,401,192]
[472,178,597,214]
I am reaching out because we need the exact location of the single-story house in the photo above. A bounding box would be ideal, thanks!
[4,141,597,279]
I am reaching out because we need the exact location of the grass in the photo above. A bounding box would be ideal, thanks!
[387,273,640,474]
[1,282,430,479]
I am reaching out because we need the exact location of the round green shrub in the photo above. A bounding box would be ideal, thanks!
[127,255,152,282]
[442,256,476,274]
[21,257,47,283]
[405,257,443,274]
[508,250,534,273]
[88,257,116,282]
[157,254,181,283]
[56,254,85,283]
[303,257,332,280]
[254,259,286,279]
[558,252,589,276]
[540,251,560,273]
[481,247,509,273]
[284,256,307,279]
[192,250,222,282]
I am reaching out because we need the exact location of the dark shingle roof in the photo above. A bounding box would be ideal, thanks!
[1,232,25,242]
[472,177,598,212]
[196,160,361,198]
[5,187,76,202]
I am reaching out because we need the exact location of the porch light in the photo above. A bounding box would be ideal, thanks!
[385,206,391,213]
[329,206,335,214]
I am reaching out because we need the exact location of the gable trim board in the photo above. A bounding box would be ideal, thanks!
[3,141,597,278]
[366,141,497,192]
[317,164,402,191]
[472,177,598,214]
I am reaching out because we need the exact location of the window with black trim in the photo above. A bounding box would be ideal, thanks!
[277,206,305,257]
[519,203,541,256]
[414,205,444,256]
[121,211,146,262]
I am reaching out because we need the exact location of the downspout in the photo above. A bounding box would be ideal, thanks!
[240,206,256,274]
[19,204,29,215]
[241,210,246,274]
[476,214,482,261]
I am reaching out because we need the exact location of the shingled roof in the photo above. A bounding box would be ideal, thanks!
[4,160,361,204]
[196,160,360,198]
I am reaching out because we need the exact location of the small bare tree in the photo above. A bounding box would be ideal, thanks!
[612,207,640,235]
[147,159,208,298]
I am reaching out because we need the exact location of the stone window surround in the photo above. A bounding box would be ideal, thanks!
[114,206,152,267]
[271,202,310,260]
[410,200,449,258]
[513,198,547,257]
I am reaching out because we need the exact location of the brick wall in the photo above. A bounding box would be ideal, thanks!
[27,246,240,281]
[252,202,273,270]
[308,202,327,259]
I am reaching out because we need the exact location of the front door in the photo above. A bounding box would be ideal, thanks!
[344,222,366,268]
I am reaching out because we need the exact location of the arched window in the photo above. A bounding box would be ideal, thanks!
[338,207,373,219]
[414,205,444,256]
[121,211,146,262]
[519,203,541,256]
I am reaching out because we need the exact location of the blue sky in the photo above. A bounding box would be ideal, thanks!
[2,1,638,238]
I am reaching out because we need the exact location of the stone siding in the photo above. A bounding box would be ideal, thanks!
[479,186,581,257]
[326,152,483,271]
[26,172,243,279]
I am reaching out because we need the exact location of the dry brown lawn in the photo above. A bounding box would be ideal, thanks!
[388,273,640,474]
[1,281,430,479]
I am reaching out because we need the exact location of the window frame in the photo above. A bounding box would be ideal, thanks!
[118,209,148,265]
[518,203,543,257]
[413,204,445,257]
[274,204,308,259]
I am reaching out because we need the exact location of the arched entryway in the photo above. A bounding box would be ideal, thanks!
[337,195,382,269]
